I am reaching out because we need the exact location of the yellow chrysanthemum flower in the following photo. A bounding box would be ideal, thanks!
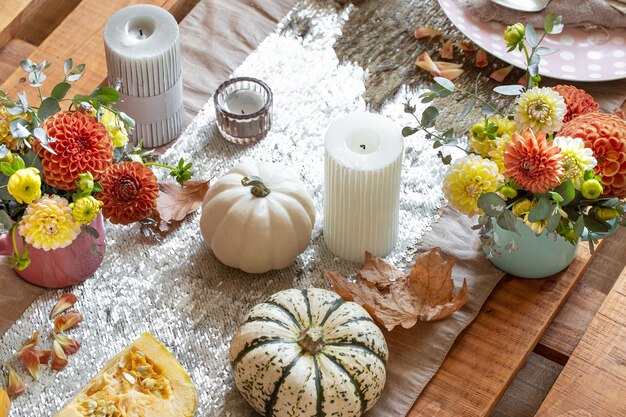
[7,167,42,204]
[487,134,511,173]
[552,136,597,188]
[69,196,103,224]
[514,87,567,134]
[524,213,547,235]
[512,198,535,217]
[96,108,129,148]
[469,116,517,158]
[443,154,503,216]
[18,195,81,251]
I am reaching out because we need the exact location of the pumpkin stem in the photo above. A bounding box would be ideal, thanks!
[298,327,325,355]
[241,176,271,198]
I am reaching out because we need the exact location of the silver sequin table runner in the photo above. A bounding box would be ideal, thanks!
[1,2,506,416]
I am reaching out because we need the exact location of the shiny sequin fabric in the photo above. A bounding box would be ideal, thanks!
[1,4,448,416]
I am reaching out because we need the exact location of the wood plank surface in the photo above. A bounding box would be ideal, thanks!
[535,266,626,416]
[0,39,36,81]
[534,282,606,365]
[408,242,601,417]
[0,0,196,98]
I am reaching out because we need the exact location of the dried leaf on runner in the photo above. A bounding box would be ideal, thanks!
[475,49,489,68]
[50,293,77,318]
[54,311,83,333]
[490,65,514,82]
[415,53,464,80]
[156,180,210,230]
[325,248,468,331]
[441,39,454,59]
[51,340,68,371]
[414,27,441,39]
[7,366,25,397]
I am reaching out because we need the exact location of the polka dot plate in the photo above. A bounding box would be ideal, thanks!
[438,0,626,82]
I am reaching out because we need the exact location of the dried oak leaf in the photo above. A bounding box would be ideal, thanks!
[325,248,468,331]
[156,180,210,230]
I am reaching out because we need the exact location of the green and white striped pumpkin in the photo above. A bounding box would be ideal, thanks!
[230,288,388,417]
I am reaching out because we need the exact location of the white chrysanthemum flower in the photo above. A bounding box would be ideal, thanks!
[552,136,597,188]
[514,87,567,134]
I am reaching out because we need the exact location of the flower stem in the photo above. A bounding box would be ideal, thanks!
[144,162,175,170]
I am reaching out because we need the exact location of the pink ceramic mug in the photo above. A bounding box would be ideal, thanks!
[0,215,106,288]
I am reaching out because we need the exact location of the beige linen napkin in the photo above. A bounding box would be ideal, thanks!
[459,0,626,31]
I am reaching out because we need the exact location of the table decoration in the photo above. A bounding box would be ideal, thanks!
[200,161,315,273]
[324,112,404,262]
[230,288,388,417]
[404,15,626,277]
[0,2,512,415]
[55,332,197,416]
[104,4,184,148]
[214,77,273,144]
[438,0,626,81]
[0,58,194,288]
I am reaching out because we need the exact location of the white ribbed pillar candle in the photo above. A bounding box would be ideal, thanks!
[104,5,183,148]
[324,113,404,262]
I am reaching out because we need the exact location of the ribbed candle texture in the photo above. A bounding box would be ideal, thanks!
[104,5,183,148]
[324,113,404,262]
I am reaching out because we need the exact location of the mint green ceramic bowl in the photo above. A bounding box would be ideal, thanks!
[484,219,579,279]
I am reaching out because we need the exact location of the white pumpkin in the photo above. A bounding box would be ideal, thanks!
[200,162,316,273]
[230,288,388,417]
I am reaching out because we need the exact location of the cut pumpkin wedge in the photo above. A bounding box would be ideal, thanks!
[0,388,9,417]
[55,333,197,417]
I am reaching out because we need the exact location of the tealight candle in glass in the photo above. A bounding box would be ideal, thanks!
[214,77,272,145]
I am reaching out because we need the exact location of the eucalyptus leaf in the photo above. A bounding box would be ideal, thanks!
[528,197,551,222]
[75,64,86,73]
[91,86,119,102]
[9,119,31,139]
[586,231,595,253]
[583,215,611,233]
[83,225,100,239]
[477,192,506,217]
[574,215,585,238]
[0,144,8,159]
[536,46,558,56]
[433,77,455,92]
[528,64,540,77]
[544,13,564,34]
[497,209,519,234]
[28,71,46,87]
[525,23,539,47]
[421,106,439,128]
[64,58,73,75]
[6,105,25,116]
[547,212,561,233]
[493,85,525,96]
[458,98,476,120]
[401,126,418,137]
[554,179,575,205]
[66,73,83,82]
[51,82,71,101]
[20,59,34,73]
[37,97,60,121]
[17,92,28,111]
[482,103,496,116]
[0,210,12,231]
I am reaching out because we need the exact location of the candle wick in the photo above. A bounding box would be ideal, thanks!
[360,144,366,150]
[139,29,144,37]
[241,109,245,114]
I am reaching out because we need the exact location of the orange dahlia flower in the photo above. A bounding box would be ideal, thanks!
[504,129,564,194]
[97,161,159,224]
[559,112,626,198]
[552,85,599,124]
[36,111,112,191]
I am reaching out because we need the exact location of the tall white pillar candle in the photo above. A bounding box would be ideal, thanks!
[324,112,404,262]
[104,5,183,148]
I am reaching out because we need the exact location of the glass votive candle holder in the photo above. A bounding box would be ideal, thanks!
[214,77,273,145]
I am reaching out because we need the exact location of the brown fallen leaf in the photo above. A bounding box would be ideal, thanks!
[156,180,210,230]
[517,74,528,86]
[490,65,513,82]
[325,248,468,331]
[414,27,441,39]
[440,39,454,60]
[475,49,489,68]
